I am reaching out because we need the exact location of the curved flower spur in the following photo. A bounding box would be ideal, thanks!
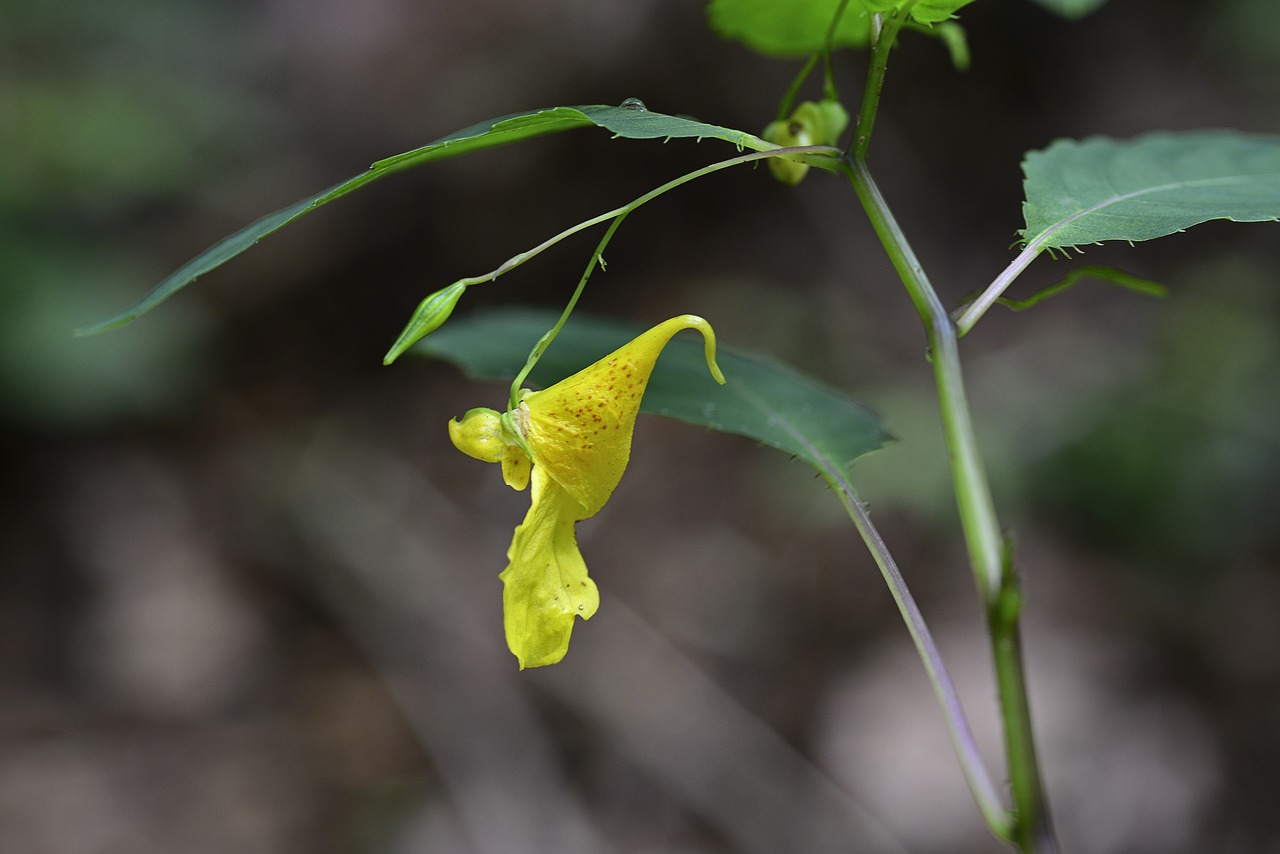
[449,315,726,668]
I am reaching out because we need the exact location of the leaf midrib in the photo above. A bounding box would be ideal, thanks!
[1031,172,1280,247]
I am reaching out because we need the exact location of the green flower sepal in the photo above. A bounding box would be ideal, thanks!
[449,315,725,668]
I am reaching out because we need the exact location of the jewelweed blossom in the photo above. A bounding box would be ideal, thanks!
[449,315,725,668]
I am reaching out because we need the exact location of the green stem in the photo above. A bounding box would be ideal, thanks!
[777,0,849,120]
[778,53,819,120]
[828,474,1010,839]
[844,153,1057,854]
[822,0,851,101]
[843,158,1003,600]
[851,9,906,161]
[984,264,1167,314]
[842,16,1057,851]
[953,242,1044,335]
[507,144,842,407]
[991,554,1057,852]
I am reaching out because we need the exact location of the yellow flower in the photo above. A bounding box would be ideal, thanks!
[449,315,726,668]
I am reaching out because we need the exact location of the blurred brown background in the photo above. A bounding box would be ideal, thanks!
[3,0,1280,851]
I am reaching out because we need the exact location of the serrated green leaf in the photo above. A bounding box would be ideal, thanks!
[78,105,772,335]
[576,104,770,149]
[706,0,976,56]
[708,0,872,56]
[864,0,976,24]
[1020,131,1280,250]
[420,309,891,474]
[1025,0,1109,20]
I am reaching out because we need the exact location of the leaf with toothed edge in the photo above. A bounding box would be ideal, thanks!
[706,0,978,57]
[419,309,891,476]
[1020,131,1280,251]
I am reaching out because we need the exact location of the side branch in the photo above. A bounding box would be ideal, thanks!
[828,473,1012,838]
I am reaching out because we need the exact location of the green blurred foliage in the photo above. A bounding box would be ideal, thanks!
[0,0,252,426]
[0,234,213,426]
[1026,0,1110,20]
[1032,263,1280,565]
[2,0,1280,849]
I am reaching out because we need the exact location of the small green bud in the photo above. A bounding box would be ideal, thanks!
[763,115,813,186]
[762,99,849,186]
[383,281,467,365]
[813,100,850,146]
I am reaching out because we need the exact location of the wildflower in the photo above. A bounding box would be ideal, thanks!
[449,315,725,668]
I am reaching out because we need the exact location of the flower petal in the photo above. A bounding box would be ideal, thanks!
[449,407,531,491]
[448,407,507,463]
[498,466,600,668]
[522,315,724,517]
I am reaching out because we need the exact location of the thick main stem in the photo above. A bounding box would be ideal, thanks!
[844,156,1057,852]
[843,14,1057,849]
[991,575,1057,852]
[846,160,1003,600]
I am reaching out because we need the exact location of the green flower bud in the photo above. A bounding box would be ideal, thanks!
[763,99,849,186]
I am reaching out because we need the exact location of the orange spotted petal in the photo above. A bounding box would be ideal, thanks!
[520,315,724,518]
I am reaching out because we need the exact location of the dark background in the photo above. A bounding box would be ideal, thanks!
[3,1,1280,851]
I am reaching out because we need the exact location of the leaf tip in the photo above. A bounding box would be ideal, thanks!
[72,316,128,338]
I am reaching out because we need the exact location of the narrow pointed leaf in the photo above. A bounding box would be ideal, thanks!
[1020,131,1280,250]
[420,309,890,474]
[575,104,771,149]
[79,105,773,335]
[994,264,1164,312]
